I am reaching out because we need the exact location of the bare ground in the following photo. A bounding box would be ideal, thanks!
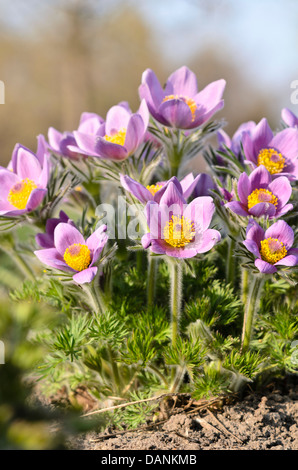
[69,375,298,451]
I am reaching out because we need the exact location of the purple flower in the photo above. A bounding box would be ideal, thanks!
[34,223,108,284]
[120,173,205,204]
[0,138,49,216]
[141,182,221,258]
[35,210,75,249]
[72,100,149,161]
[281,108,298,128]
[47,112,105,160]
[225,166,293,219]
[139,66,226,130]
[242,118,298,180]
[243,219,298,274]
[216,121,256,164]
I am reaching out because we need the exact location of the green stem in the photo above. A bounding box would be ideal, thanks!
[169,130,182,177]
[11,251,36,281]
[107,345,121,393]
[147,364,169,389]
[83,280,107,315]
[241,268,249,306]
[226,237,236,286]
[147,255,158,308]
[241,275,264,353]
[169,261,183,348]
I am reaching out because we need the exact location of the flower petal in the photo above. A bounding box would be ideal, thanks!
[0,170,20,199]
[255,259,277,274]
[248,202,276,218]
[249,165,271,190]
[72,267,98,284]
[238,172,251,204]
[14,146,42,181]
[105,105,131,135]
[264,220,294,249]
[159,98,193,129]
[34,248,71,271]
[26,188,47,212]
[164,66,198,97]
[274,248,298,266]
[243,239,261,258]
[270,127,298,161]
[184,196,215,232]
[193,228,221,254]
[120,174,152,203]
[95,138,128,161]
[225,201,249,217]
[268,176,292,209]
[54,223,85,256]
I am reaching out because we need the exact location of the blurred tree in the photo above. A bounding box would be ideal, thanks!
[0,0,164,165]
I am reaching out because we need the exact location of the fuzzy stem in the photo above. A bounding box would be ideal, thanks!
[169,261,183,348]
[241,268,249,306]
[83,280,106,315]
[226,237,236,286]
[11,251,36,281]
[170,366,186,393]
[241,275,264,353]
[147,255,158,308]
[107,345,122,393]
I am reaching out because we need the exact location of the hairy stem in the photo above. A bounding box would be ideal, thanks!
[169,261,183,348]
[226,237,236,287]
[147,255,158,308]
[241,268,249,306]
[241,275,264,353]
[11,251,36,281]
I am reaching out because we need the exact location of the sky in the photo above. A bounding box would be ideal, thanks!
[0,0,297,112]
[137,0,298,111]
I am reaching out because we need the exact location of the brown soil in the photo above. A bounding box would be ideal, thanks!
[71,376,298,450]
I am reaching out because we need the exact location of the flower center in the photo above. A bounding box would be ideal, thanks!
[163,215,195,248]
[162,95,197,122]
[63,243,91,271]
[146,184,163,196]
[260,237,287,264]
[257,148,285,175]
[247,189,278,210]
[7,178,37,210]
[104,128,126,146]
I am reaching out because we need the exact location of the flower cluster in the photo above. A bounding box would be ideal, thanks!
[0,65,297,285]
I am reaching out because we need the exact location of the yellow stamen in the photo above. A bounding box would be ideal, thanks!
[163,215,195,248]
[146,184,163,196]
[63,243,91,271]
[247,188,278,210]
[104,128,126,146]
[257,148,285,175]
[260,237,287,264]
[162,95,197,122]
[7,178,37,210]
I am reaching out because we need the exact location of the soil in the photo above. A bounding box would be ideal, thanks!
[70,375,298,451]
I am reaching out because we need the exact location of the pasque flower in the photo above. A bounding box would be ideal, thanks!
[34,223,108,284]
[139,66,226,130]
[35,210,75,248]
[281,108,298,128]
[120,172,209,205]
[225,165,293,219]
[243,219,298,274]
[141,182,221,258]
[242,118,298,180]
[0,137,49,216]
[216,121,256,164]
[72,100,149,161]
[47,112,104,160]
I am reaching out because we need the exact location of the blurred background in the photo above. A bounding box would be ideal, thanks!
[0,0,297,165]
